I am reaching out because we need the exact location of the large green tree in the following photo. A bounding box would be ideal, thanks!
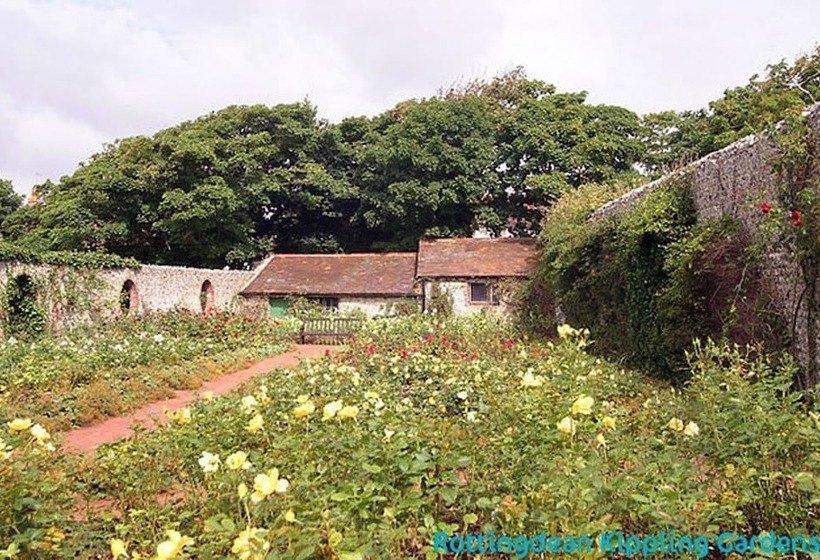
[15,103,360,267]
[5,70,648,265]
[641,46,820,176]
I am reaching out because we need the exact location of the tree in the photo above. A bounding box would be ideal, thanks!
[0,178,23,236]
[642,45,820,176]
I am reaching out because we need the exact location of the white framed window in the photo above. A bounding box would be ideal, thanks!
[469,283,500,305]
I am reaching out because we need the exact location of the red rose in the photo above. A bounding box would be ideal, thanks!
[760,202,772,213]
[791,210,802,226]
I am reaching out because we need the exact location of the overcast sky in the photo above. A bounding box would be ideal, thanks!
[1,0,818,196]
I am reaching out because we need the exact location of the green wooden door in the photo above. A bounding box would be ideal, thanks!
[268,298,288,318]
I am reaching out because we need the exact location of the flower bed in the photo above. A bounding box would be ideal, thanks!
[0,310,296,430]
[3,315,820,558]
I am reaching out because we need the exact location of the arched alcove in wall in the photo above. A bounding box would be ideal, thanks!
[120,280,140,315]
[3,274,46,337]
[200,280,214,314]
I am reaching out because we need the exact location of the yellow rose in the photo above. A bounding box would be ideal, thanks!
[231,526,270,560]
[557,416,576,436]
[557,324,576,338]
[238,483,248,499]
[247,414,264,434]
[602,416,616,430]
[338,405,359,420]
[284,509,296,523]
[322,400,343,420]
[250,468,289,503]
[198,451,220,473]
[667,417,684,432]
[226,451,251,471]
[155,530,194,560]
[596,433,607,448]
[110,538,127,558]
[240,395,259,414]
[8,418,32,433]
[30,424,51,443]
[571,395,594,415]
[520,371,543,388]
[683,421,700,437]
[292,401,315,418]
[172,408,191,424]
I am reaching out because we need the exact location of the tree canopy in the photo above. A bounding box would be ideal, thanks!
[6,47,819,267]
[641,45,820,176]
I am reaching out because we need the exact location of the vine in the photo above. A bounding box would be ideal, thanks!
[765,109,820,387]
[1,273,46,339]
[0,241,140,269]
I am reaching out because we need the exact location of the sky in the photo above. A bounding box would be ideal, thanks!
[1,0,819,196]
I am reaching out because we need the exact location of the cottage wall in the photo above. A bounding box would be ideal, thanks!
[337,296,417,316]
[422,280,517,316]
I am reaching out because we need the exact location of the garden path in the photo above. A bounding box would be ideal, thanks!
[61,344,336,454]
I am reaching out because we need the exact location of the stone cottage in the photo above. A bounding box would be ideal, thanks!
[415,237,539,315]
[239,252,420,317]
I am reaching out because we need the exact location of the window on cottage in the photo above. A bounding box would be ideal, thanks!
[310,297,339,311]
[469,283,500,305]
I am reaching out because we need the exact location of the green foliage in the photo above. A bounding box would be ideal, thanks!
[3,70,646,265]
[1,274,46,340]
[0,240,139,269]
[5,318,820,557]
[0,179,23,235]
[534,179,778,382]
[0,309,294,431]
[642,46,820,175]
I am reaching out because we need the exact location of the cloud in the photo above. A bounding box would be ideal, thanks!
[0,0,818,195]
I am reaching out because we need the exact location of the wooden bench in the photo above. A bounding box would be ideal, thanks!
[299,317,362,344]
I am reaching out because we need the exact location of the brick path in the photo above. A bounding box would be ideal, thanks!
[62,344,335,454]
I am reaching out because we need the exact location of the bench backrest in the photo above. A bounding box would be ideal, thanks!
[300,317,362,335]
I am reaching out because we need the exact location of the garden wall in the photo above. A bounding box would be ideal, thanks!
[590,103,820,380]
[0,261,256,335]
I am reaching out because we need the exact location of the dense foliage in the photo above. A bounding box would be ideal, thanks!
[3,316,820,558]
[528,179,783,382]
[641,45,820,176]
[4,70,646,266]
[3,48,819,268]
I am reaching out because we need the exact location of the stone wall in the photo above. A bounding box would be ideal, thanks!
[0,261,256,334]
[97,265,255,315]
[422,280,517,316]
[590,103,820,378]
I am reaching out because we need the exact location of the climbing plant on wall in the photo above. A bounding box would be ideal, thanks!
[764,109,820,388]
[1,274,46,339]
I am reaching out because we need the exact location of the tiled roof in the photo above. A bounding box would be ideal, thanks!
[416,237,539,278]
[241,253,419,297]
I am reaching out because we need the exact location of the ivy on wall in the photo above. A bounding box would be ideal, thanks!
[765,109,820,387]
[527,179,780,382]
[0,242,140,269]
[1,274,46,339]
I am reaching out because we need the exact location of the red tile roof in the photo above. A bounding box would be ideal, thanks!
[416,237,539,278]
[241,253,419,297]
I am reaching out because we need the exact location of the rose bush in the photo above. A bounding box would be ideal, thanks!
[2,315,820,558]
